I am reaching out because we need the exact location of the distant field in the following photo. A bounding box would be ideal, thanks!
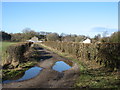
[0,42,17,55]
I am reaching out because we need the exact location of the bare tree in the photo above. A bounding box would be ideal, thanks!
[46,33,60,41]
[102,30,108,37]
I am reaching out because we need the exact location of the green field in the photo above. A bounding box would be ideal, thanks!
[0,42,16,52]
[0,42,17,57]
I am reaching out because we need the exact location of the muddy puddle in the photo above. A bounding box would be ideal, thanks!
[3,61,72,83]
[52,61,72,72]
[3,66,42,84]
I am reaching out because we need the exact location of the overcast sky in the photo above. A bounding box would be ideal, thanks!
[2,2,118,37]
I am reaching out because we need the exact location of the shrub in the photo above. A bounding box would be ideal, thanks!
[3,42,33,68]
[43,41,120,71]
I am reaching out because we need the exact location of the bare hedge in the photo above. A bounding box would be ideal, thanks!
[43,41,120,70]
[3,42,33,68]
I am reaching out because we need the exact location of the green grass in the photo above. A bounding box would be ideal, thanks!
[0,42,17,80]
[0,42,17,67]
[39,43,120,88]
[0,42,17,53]
[0,42,17,59]
[75,68,120,88]
[2,61,36,80]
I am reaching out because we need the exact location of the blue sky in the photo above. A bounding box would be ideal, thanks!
[2,2,118,37]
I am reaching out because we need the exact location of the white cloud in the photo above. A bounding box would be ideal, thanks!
[91,27,118,32]
[89,27,118,37]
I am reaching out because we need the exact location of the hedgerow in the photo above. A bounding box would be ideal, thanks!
[3,42,33,68]
[43,41,120,71]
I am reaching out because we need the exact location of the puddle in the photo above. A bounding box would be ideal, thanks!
[52,61,72,72]
[3,66,42,84]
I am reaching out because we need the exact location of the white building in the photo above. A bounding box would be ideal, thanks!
[82,38,91,43]
[27,36,38,43]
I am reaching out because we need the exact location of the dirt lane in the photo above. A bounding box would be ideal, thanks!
[3,44,80,88]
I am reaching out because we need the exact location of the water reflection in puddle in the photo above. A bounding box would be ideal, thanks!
[52,61,72,72]
[3,66,42,84]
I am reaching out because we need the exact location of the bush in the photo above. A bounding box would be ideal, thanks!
[3,42,33,68]
[43,41,120,71]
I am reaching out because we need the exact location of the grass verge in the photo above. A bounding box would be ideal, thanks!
[0,42,17,63]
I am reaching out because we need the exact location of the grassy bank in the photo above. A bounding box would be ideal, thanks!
[39,43,120,88]
[0,42,17,81]
[1,42,39,81]
[0,42,17,59]
[3,61,36,81]
[0,42,17,53]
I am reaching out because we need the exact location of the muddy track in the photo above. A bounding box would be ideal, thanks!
[3,44,80,88]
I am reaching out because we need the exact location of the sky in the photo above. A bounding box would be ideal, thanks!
[2,2,118,37]
[1,0,119,2]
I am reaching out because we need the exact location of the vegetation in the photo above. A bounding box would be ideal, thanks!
[1,30,120,88]
[2,42,33,68]
[46,33,59,41]
[0,31,11,41]
[3,61,36,81]
[99,31,120,43]
[109,31,120,43]
[0,42,17,63]
[40,43,120,88]
[1,29,120,43]
[42,41,120,71]
[2,43,41,81]
[10,28,46,42]
[75,68,120,88]
[0,42,17,53]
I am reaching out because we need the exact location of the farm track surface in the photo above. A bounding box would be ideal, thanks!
[3,44,80,88]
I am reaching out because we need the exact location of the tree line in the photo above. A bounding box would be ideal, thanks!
[0,28,120,43]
